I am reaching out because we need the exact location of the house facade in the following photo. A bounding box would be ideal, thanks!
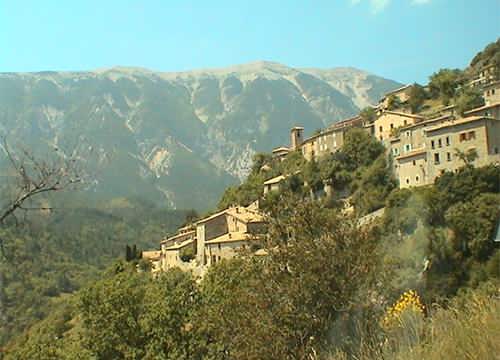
[391,105,500,188]
[143,202,267,275]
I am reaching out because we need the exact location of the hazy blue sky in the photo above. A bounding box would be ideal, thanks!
[1,0,499,83]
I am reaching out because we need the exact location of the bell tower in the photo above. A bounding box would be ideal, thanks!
[290,126,304,151]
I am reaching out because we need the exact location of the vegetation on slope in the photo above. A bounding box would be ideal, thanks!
[0,202,188,348]
[4,163,500,359]
[219,128,395,216]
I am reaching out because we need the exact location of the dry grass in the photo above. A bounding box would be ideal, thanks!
[329,283,500,360]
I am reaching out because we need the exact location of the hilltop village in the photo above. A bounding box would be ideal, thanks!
[143,62,500,274]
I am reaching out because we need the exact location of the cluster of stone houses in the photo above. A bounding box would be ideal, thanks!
[146,202,266,274]
[143,64,499,273]
[271,64,500,190]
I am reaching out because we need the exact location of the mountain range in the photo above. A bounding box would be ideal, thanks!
[0,62,401,210]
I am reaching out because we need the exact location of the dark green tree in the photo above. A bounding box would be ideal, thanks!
[407,83,428,113]
[428,68,464,105]
[455,87,484,116]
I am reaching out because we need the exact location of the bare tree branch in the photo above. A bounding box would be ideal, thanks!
[0,136,85,226]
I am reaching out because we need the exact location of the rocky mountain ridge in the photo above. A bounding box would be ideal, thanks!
[0,62,401,210]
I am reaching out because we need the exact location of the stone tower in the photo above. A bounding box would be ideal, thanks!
[290,126,304,151]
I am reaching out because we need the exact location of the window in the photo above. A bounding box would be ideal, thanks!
[492,89,496,95]
[438,139,442,148]
[390,123,394,129]
[415,176,420,182]
[446,136,450,146]
[412,160,416,166]
[459,133,467,142]
[392,148,399,156]
[218,243,221,250]
[404,120,408,126]
[212,255,217,263]
[379,126,383,132]
[434,153,440,164]
[379,136,383,141]
[406,178,410,185]
[495,147,499,154]
[406,131,411,137]
[447,152,451,161]
[404,144,412,152]
[468,131,476,140]
[431,140,435,149]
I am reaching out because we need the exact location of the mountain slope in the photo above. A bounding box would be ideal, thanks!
[0,62,401,210]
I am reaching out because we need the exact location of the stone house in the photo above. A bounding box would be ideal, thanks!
[263,175,286,194]
[299,116,364,161]
[373,111,424,142]
[470,64,500,106]
[271,146,290,161]
[464,102,500,120]
[196,204,266,266]
[160,228,196,271]
[141,250,162,274]
[393,113,500,189]
[378,84,412,111]
[424,115,500,180]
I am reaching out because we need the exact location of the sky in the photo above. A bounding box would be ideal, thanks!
[1,0,499,84]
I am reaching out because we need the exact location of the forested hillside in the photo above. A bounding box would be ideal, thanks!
[3,161,499,359]
[0,201,188,348]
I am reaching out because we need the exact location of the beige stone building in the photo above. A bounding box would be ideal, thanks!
[263,175,286,194]
[160,228,196,271]
[483,81,500,105]
[424,115,500,180]
[392,112,500,189]
[373,111,424,142]
[196,204,266,266]
[299,116,364,161]
[378,85,412,111]
[141,250,162,274]
[150,203,267,274]
[470,64,500,106]
[464,102,500,120]
[271,146,290,161]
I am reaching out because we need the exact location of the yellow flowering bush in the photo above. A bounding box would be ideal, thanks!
[381,289,425,330]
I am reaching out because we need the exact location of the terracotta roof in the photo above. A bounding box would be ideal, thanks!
[398,114,454,131]
[463,102,500,115]
[205,232,256,244]
[425,115,497,133]
[164,238,195,251]
[381,111,425,120]
[395,148,426,160]
[142,251,161,260]
[196,209,228,224]
[226,207,265,223]
[380,84,411,99]
[264,175,286,185]
[160,230,195,244]
[272,146,290,153]
[328,115,362,130]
